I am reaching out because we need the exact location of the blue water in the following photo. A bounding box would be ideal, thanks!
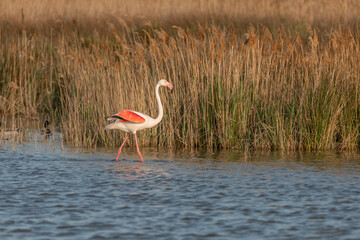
[1,138,360,239]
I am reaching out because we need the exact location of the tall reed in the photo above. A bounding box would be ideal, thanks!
[0,6,359,151]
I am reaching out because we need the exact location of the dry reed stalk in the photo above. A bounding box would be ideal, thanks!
[1,8,360,150]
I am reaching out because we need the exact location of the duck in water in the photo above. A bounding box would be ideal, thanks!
[0,122,21,140]
[41,120,52,136]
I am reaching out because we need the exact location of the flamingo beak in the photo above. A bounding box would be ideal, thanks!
[166,82,173,91]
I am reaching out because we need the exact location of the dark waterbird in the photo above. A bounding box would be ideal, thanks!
[41,120,52,136]
[0,121,21,140]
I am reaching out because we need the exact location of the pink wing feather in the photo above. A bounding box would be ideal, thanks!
[110,110,145,123]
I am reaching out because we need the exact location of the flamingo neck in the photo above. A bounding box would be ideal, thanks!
[153,83,164,125]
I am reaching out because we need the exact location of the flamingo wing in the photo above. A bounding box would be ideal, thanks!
[108,110,146,123]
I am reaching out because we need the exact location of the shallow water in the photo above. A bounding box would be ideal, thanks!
[1,137,360,239]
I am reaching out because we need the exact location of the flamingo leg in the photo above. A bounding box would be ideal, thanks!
[116,133,129,161]
[134,133,144,162]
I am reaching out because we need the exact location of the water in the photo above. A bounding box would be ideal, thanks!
[1,137,360,239]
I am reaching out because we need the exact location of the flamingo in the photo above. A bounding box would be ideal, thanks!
[105,79,173,162]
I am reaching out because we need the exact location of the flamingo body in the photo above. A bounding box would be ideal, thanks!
[105,79,173,162]
[105,110,151,133]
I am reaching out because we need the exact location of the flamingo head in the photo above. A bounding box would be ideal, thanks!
[159,79,173,91]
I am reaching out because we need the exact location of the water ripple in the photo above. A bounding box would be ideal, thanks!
[1,148,360,239]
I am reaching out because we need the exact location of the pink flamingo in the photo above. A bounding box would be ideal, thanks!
[105,79,173,162]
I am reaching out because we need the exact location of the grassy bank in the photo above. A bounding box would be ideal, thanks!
[1,1,360,150]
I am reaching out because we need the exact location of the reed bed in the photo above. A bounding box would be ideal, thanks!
[1,1,360,151]
[1,0,360,27]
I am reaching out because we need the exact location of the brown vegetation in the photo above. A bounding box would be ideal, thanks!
[1,0,360,27]
[1,0,360,150]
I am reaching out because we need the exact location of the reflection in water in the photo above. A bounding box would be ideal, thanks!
[108,161,146,180]
[1,135,360,239]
